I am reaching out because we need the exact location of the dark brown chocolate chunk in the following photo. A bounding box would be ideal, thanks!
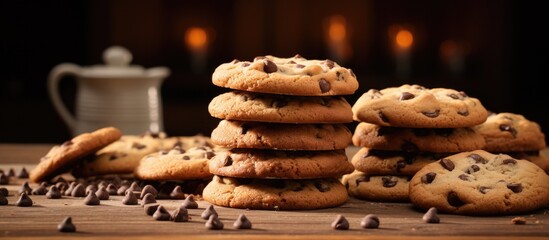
[318,78,331,93]
[381,176,397,188]
[95,186,110,200]
[0,192,7,205]
[84,191,100,205]
[17,167,29,178]
[502,159,517,165]
[263,60,278,73]
[85,184,97,195]
[447,191,465,207]
[117,185,129,196]
[71,183,86,197]
[141,193,157,207]
[325,59,335,69]
[422,207,440,223]
[0,187,8,197]
[172,206,189,222]
[129,181,142,192]
[206,214,224,230]
[499,124,518,137]
[440,159,455,171]
[32,183,48,195]
[122,190,138,205]
[16,192,33,207]
[18,181,32,195]
[204,151,216,159]
[151,205,171,221]
[46,186,62,199]
[458,174,471,181]
[421,172,437,184]
[223,156,233,167]
[169,186,186,199]
[144,203,160,216]
[331,214,349,230]
[314,182,330,192]
[468,154,487,164]
[479,186,491,194]
[106,184,118,195]
[361,214,380,229]
[0,173,9,185]
[399,92,415,100]
[507,183,523,193]
[201,205,218,220]
[422,110,440,118]
[181,194,199,209]
[140,185,158,199]
[378,111,389,123]
[58,217,76,232]
[233,214,252,229]
[465,165,480,174]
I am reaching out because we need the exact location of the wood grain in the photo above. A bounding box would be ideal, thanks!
[1,144,549,239]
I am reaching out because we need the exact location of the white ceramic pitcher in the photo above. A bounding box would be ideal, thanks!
[48,46,170,136]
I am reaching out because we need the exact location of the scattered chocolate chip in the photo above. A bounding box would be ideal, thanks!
[440,159,455,171]
[141,192,157,207]
[0,193,7,205]
[46,185,62,199]
[447,93,460,99]
[16,192,33,207]
[500,124,518,137]
[447,191,465,207]
[182,194,199,209]
[140,185,158,199]
[32,183,48,195]
[153,205,172,221]
[0,173,9,185]
[58,217,76,232]
[421,172,437,184]
[85,184,98,195]
[331,214,349,230]
[381,176,397,188]
[458,174,471,181]
[361,214,380,229]
[233,214,252,229]
[84,191,100,205]
[318,79,331,93]
[468,154,487,164]
[71,183,86,197]
[106,184,118,195]
[0,187,8,197]
[422,110,440,118]
[507,183,523,193]
[204,151,216,159]
[423,207,440,223]
[117,185,129,196]
[263,60,278,73]
[172,206,189,222]
[378,111,389,123]
[122,189,138,205]
[399,92,415,100]
[479,186,491,194]
[294,54,303,58]
[17,167,29,178]
[205,215,224,230]
[18,181,32,195]
[169,186,186,199]
[503,159,517,165]
[95,186,110,200]
[201,205,218,220]
[128,181,142,192]
[465,165,480,174]
[314,182,330,192]
[144,203,160,216]
[511,217,527,225]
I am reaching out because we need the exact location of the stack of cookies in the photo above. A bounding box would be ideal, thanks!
[342,84,489,202]
[203,55,358,210]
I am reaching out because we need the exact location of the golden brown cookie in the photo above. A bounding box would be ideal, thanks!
[342,170,410,202]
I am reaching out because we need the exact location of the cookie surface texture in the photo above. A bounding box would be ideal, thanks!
[342,171,410,202]
[212,55,358,96]
[409,150,549,215]
[29,127,122,182]
[352,84,489,128]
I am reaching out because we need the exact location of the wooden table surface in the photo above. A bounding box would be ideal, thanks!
[1,144,548,240]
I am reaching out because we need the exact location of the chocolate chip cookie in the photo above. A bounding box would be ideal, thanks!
[352,84,489,128]
[409,150,549,215]
[341,171,410,202]
[212,55,358,96]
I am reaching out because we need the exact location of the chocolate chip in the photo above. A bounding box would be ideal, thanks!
[361,214,380,229]
[0,193,7,205]
[153,205,172,221]
[396,160,407,172]
[169,186,186,199]
[95,186,110,200]
[182,156,191,160]
[447,93,461,99]
[399,92,415,100]
[331,214,349,230]
[315,182,330,192]
[468,154,487,164]
[440,159,455,171]
[58,217,76,232]
[46,186,62,199]
[84,191,100,205]
[458,110,469,116]
[201,205,218,220]
[141,193,157,207]
[465,164,480,174]
[447,191,465,207]
[144,203,159,216]
[16,192,33,207]
[355,176,370,185]
[182,194,199,209]
[122,190,138,205]
[106,184,118,195]
[0,173,9,185]
[401,141,419,152]
[507,183,523,193]
[233,214,252,229]
[319,79,331,93]
[503,159,517,165]
[325,59,335,69]
[172,206,189,222]
[32,183,48,195]
[263,60,278,73]
[378,111,389,123]
[458,174,471,181]
[17,167,29,178]
[131,142,146,150]
[205,215,224,230]
[381,176,397,188]
[204,151,216,159]
[500,124,518,137]
[421,172,436,184]
[140,185,158,199]
[423,207,440,223]
[422,110,440,118]
[0,187,8,197]
[479,186,491,194]
[19,181,32,195]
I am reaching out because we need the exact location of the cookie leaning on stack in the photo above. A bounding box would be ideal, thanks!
[203,55,358,210]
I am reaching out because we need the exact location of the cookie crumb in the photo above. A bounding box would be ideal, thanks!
[511,217,526,225]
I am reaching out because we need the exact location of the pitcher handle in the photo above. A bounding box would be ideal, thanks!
[48,63,81,134]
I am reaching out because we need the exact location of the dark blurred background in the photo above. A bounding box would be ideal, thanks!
[1,0,548,143]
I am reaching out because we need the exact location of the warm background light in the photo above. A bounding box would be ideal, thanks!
[328,16,347,43]
[396,30,413,49]
[185,27,208,50]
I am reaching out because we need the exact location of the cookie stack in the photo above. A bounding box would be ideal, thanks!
[203,55,358,210]
[473,112,549,174]
[343,84,489,202]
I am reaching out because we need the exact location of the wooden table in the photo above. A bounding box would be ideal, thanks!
[1,144,548,240]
